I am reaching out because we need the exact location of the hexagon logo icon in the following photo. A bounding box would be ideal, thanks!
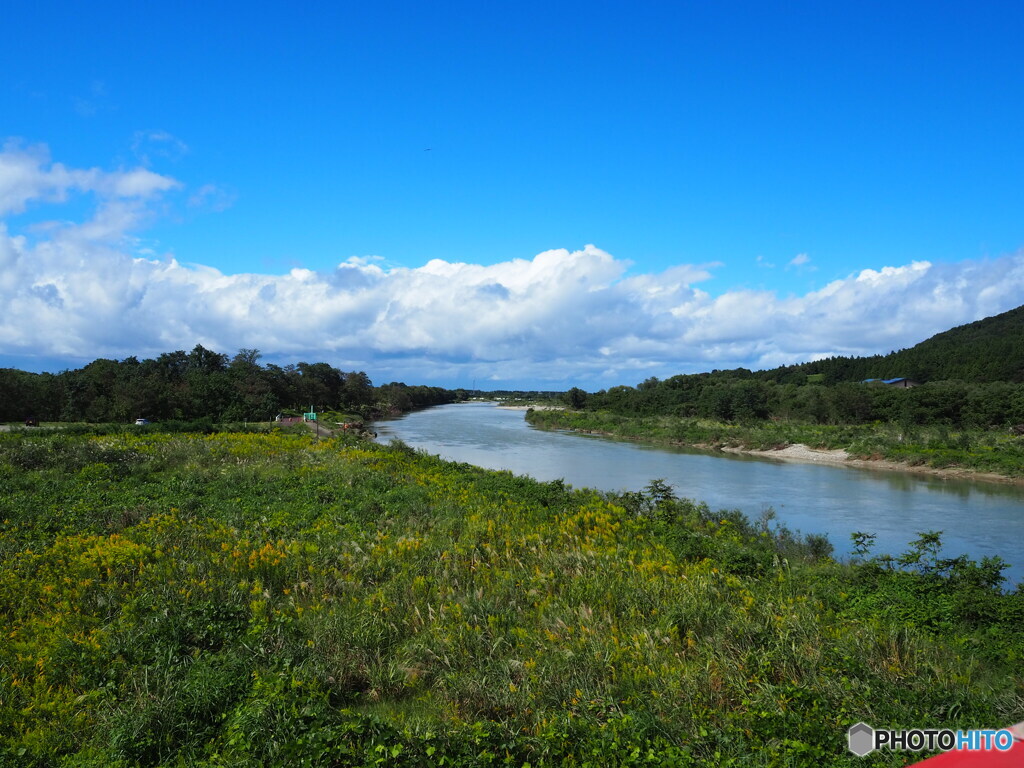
[848,722,875,756]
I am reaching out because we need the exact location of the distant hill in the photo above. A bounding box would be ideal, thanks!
[760,304,1024,384]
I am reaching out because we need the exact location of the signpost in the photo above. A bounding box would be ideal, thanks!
[304,406,319,440]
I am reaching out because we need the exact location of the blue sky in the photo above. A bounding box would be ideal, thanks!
[2,1,1023,388]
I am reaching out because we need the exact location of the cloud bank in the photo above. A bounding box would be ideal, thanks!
[2,142,1022,387]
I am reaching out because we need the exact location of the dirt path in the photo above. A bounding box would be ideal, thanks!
[273,416,334,437]
[305,420,335,437]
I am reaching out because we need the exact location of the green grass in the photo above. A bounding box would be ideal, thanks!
[0,429,1021,766]
[525,409,1024,478]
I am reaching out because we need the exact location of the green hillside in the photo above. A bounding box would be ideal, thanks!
[545,306,1024,467]
[764,304,1024,385]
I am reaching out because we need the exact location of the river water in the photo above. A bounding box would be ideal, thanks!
[374,402,1024,586]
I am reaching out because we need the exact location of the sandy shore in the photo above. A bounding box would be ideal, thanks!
[542,420,1022,486]
[723,443,850,465]
[496,404,564,411]
[721,443,1022,486]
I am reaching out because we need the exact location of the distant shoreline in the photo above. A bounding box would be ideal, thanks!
[495,404,564,411]
[720,442,1024,486]
[536,422,1024,486]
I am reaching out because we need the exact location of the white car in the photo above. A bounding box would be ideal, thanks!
[134,418,150,425]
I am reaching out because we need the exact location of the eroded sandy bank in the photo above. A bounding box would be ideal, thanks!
[720,443,1022,486]
[496,404,564,411]
[539,423,1022,486]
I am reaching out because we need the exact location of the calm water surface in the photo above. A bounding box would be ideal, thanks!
[375,402,1024,585]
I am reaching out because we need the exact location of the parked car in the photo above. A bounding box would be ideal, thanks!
[134,418,151,425]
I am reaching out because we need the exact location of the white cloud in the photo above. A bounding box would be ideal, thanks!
[789,252,811,267]
[0,141,87,215]
[187,183,236,212]
[102,168,179,198]
[0,140,180,217]
[2,142,1023,387]
[131,130,189,165]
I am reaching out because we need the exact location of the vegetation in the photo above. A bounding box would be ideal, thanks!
[755,303,1024,385]
[1,428,1021,766]
[527,409,1024,478]
[564,304,1024,427]
[572,375,1024,431]
[469,390,565,404]
[0,346,458,424]
[537,307,1024,478]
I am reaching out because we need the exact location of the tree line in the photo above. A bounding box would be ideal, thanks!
[568,374,1024,429]
[755,303,1024,385]
[0,345,458,423]
[563,304,1024,428]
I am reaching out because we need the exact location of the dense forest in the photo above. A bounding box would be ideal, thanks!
[758,303,1024,385]
[570,305,1024,428]
[0,346,458,423]
[574,376,1024,429]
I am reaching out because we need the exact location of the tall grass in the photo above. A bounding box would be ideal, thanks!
[0,430,1020,766]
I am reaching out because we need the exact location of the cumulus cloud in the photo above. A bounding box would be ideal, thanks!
[0,140,179,216]
[0,141,88,215]
[789,252,811,267]
[2,142,1023,387]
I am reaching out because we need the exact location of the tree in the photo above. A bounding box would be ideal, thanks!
[564,387,588,409]
[228,349,277,420]
[186,345,228,374]
[296,362,344,409]
[343,371,374,408]
[231,349,262,369]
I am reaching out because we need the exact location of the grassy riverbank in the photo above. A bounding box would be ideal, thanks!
[1,429,1022,766]
[525,409,1024,479]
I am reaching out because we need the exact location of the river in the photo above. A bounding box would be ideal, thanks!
[374,402,1024,586]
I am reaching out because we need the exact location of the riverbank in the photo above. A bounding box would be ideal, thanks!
[496,403,564,411]
[524,408,1024,485]
[723,442,1024,486]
